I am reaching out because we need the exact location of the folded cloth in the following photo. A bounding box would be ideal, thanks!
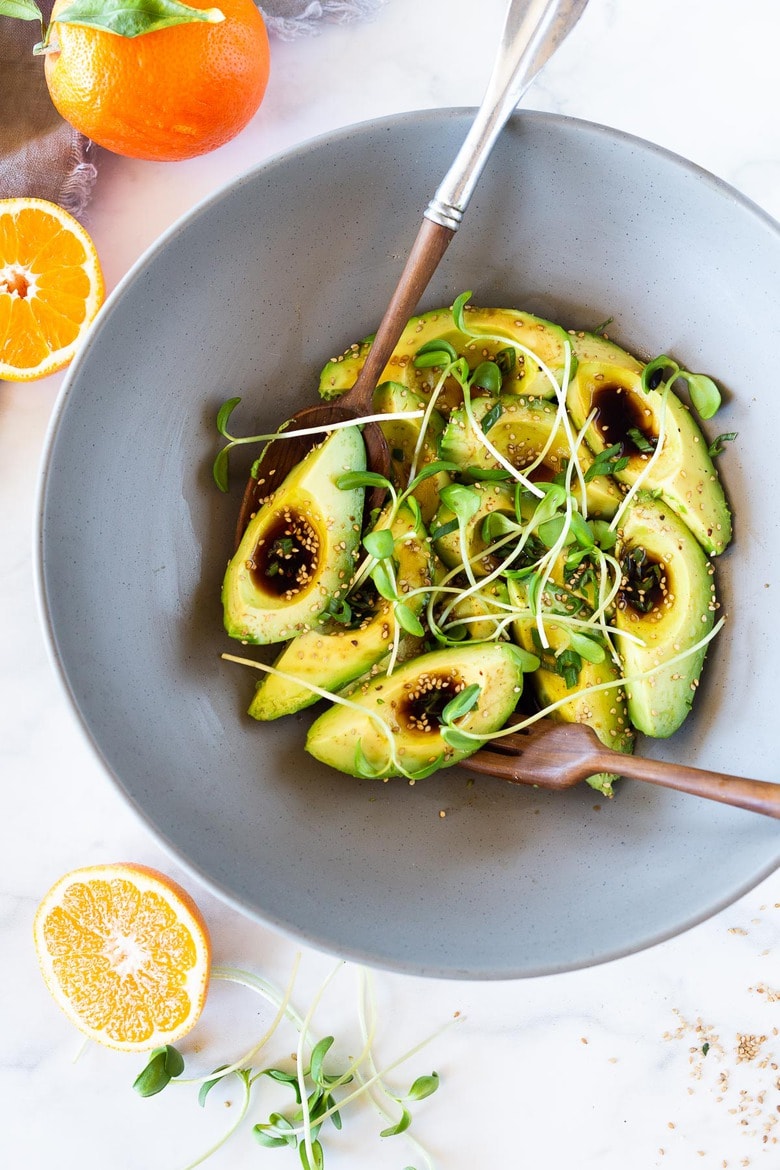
[261,0,385,39]
[0,0,385,216]
[0,1,96,216]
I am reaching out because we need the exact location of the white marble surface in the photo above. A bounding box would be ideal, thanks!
[3,1,780,1167]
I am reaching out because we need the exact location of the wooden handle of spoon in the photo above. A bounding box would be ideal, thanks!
[592,750,780,818]
[343,217,455,415]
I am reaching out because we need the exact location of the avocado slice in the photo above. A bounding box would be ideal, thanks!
[222,427,365,644]
[439,395,623,519]
[442,580,512,643]
[317,305,573,408]
[373,381,451,523]
[246,501,432,719]
[432,481,519,578]
[430,480,611,611]
[507,578,635,794]
[567,360,732,555]
[614,494,718,738]
[568,328,643,370]
[305,643,527,777]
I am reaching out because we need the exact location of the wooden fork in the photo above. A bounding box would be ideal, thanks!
[466,718,780,818]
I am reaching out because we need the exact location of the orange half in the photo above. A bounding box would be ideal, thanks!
[33,863,211,1052]
[0,197,104,381]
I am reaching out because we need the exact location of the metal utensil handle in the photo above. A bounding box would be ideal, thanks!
[426,0,589,230]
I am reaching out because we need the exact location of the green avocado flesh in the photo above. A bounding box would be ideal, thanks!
[567,361,732,555]
[318,306,573,408]
[222,427,365,644]
[247,502,432,719]
[305,644,526,777]
[614,494,717,738]
[224,298,732,787]
[507,577,634,795]
[440,395,623,518]
[373,381,450,523]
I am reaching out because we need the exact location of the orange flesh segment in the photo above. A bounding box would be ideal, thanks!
[34,864,211,1051]
[0,197,103,380]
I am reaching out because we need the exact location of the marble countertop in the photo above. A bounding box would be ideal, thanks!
[3,1,779,1168]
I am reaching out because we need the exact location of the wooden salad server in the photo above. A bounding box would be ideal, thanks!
[466,718,780,818]
[236,0,591,541]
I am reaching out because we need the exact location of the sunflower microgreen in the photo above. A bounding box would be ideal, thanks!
[131,957,455,1170]
[413,338,459,368]
[567,630,606,664]
[363,527,395,560]
[132,1044,185,1098]
[681,371,721,419]
[439,726,480,752]
[441,682,481,724]
[470,360,503,396]
[451,290,473,334]
[394,602,425,636]
[337,470,394,493]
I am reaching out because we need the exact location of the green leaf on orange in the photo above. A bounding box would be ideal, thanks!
[0,0,42,18]
[51,0,224,39]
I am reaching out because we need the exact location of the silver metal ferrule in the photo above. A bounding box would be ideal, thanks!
[424,198,464,232]
[426,0,589,230]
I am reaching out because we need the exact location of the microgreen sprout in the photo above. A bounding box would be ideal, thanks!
[133,1044,185,1097]
[212,402,424,492]
[641,354,722,420]
[217,293,728,788]
[131,958,454,1170]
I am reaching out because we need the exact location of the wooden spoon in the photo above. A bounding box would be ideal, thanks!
[466,717,780,818]
[236,0,590,543]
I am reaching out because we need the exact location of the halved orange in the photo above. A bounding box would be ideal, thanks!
[33,863,211,1052]
[0,197,104,381]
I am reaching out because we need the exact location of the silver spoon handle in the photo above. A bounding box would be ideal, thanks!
[426,0,589,230]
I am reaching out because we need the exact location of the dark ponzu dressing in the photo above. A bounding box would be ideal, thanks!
[593,383,658,457]
[618,545,668,615]
[250,509,320,597]
[398,671,465,734]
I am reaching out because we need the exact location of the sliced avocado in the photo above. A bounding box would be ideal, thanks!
[614,493,718,738]
[567,360,732,555]
[246,501,432,719]
[305,643,526,777]
[222,427,365,644]
[441,580,511,643]
[431,480,609,610]
[439,395,623,519]
[568,328,643,370]
[318,334,374,400]
[432,481,518,578]
[318,305,574,409]
[507,578,635,794]
[373,381,450,523]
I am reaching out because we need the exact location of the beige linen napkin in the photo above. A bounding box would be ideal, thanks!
[0,1,96,215]
[262,0,384,39]
[0,0,385,214]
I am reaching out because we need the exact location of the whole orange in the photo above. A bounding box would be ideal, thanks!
[44,0,271,161]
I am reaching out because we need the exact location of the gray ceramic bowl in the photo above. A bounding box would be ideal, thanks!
[38,110,780,979]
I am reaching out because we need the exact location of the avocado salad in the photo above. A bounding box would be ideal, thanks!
[217,293,732,793]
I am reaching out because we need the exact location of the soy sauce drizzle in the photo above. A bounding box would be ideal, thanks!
[618,545,667,615]
[249,508,320,598]
[397,671,465,734]
[593,383,658,458]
